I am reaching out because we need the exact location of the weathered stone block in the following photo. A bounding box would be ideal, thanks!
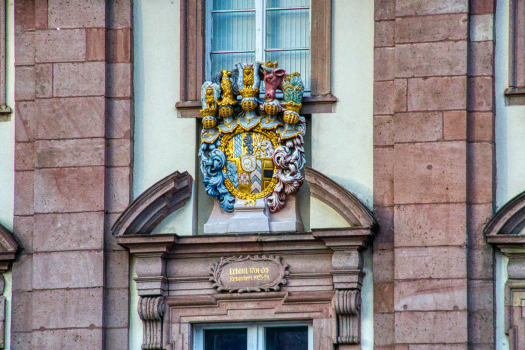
[11,292,32,332]
[396,0,468,16]
[36,97,105,139]
[105,328,129,350]
[374,147,394,207]
[395,14,468,43]
[12,254,32,292]
[394,112,442,143]
[374,81,395,115]
[467,77,493,112]
[394,142,466,204]
[394,203,467,247]
[468,280,493,312]
[467,246,493,280]
[374,116,393,146]
[395,311,467,343]
[35,138,105,168]
[106,99,132,139]
[467,112,493,142]
[35,0,48,29]
[35,29,86,63]
[34,212,104,252]
[375,48,395,81]
[15,101,37,142]
[15,31,35,66]
[375,206,394,250]
[33,251,104,289]
[12,332,32,349]
[35,64,53,98]
[104,288,129,328]
[105,251,129,289]
[394,279,467,311]
[468,310,494,344]
[443,111,467,141]
[105,167,131,213]
[467,142,493,204]
[107,0,132,29]
[13,215,34,253]
[48,0,105,28]
[32,329,103,349]
[106,139,131,167]
[375,20,395,47]
[408,77,467,111]
[15,0,35,31]
[107,29,131,63]
[32,288,103,329]
[15,66,35,101]
[15,142,35,171]
[470,15,493,41]
[34,167,105,213]
[394,79,407,112]
[107,63,132,98]
[375,0,395,20]
[467,203,493,248]
[374,313,395,346]
[374,281,394,313]
[396,41,467,78]
[468,41,493,77]
[395,247,467,279]
[86,28,105,62]
[470,0,494,14]
[104,213,126,251]
[53,62,105,97]
[374,249,395,282]
[14,171,34,216]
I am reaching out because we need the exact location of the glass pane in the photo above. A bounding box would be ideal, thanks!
[211,52,256,76]
[265,326,308,350]
[266,50,310,91]
[212,12,256,52]
[267,0,310,8]
[213,0,255,11]
[266,9,309,50]
[204,328,248,350]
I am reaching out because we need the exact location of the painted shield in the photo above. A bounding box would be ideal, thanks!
[222,128,278,198]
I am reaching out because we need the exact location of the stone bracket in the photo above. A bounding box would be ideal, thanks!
[334,289,361,344]
[138,296,165,350]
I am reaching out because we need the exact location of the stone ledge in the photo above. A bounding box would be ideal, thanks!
[505,87,525,105]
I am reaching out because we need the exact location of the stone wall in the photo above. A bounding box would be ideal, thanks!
[373,0,495,348]
[11,0,133,348]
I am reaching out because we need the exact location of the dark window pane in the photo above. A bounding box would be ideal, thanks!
[204,328,248,350]
[265,326,308,350]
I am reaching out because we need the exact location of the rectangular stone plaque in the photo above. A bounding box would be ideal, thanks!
[210,255,289,293]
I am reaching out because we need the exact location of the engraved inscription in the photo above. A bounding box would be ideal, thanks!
[210,255,289,293]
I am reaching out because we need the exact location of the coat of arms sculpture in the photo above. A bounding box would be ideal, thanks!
[199,61,306,233]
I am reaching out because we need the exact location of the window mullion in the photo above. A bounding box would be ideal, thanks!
[248,325,259,350]
[255,0,265,63]
[205,0,213,81]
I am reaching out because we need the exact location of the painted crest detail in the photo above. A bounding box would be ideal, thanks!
[199,61,306,213]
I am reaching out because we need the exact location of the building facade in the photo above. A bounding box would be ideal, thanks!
[0,0,524,349]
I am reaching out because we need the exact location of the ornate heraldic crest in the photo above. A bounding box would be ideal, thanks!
[199,61,306,215]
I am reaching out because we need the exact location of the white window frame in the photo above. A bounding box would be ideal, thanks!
[193,321,314,350]
[204,0,311,84]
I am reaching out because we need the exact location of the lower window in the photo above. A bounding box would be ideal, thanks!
[193,322,313,350]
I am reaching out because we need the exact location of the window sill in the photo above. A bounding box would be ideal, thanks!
[175,94,338,118]
[0,105,12,114]
[505,87,525,105]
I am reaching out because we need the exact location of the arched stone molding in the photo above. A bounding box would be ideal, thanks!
[305,166,378,230]
[0,223,19,349]
[111,171,193,236]
[485,191,525,350]
[116,168,378,349]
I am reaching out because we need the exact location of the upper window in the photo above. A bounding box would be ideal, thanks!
[205,0,311,91]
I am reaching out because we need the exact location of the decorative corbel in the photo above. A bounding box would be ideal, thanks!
[334,289,361,344]
[138,296,165,350]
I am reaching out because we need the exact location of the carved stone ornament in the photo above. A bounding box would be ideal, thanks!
[199,61,306,214]
[334,289,361,344]
[210,255,289,293]
[138,296,165,350]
